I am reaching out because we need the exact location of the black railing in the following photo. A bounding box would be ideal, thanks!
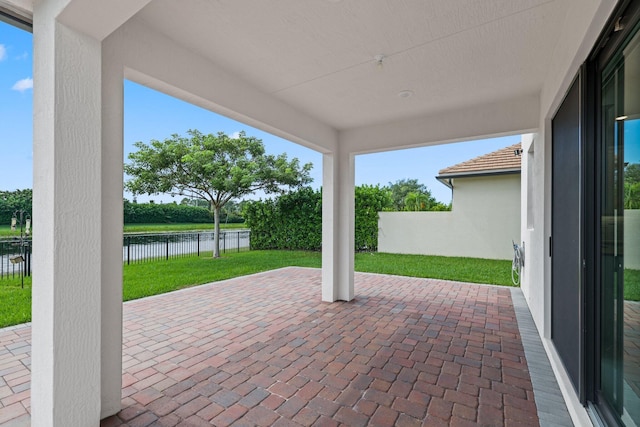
[0,238,32,280]
[123,230,251,264]
[0,230,250,278]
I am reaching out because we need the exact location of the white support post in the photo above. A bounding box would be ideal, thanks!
[31,3,111,425]
[322,151,355,302]
[101,37,124,419]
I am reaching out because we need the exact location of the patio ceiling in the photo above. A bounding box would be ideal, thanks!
[2,0,579,151]
[0,0,575,154]
[134,0,568,130]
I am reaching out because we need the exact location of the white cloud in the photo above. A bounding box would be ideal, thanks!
[15,51,28,60]
[12,77,33,92]
[0,45,7,61]
[231,131,241,139]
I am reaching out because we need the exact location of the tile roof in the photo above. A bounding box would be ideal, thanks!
[438,143,522,176]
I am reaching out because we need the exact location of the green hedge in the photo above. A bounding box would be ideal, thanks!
[355,185,393,251]
[243,185,392,251]
[0,190,244,227]
[123,200,213,224]
[0,189,32,225]
[243,187,322,250]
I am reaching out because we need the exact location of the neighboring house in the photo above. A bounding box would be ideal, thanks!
[378,143,521,260]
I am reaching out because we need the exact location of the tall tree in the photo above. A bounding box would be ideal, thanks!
[404,191,430,211]
[625,163,640,209]
[387,179,430,211]
[0,189,32,225]
[125,130,312,257]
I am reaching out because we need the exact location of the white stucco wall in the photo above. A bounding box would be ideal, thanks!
[625,210,640,270]
[520,2,618,426]
[520,132,542,321]
[522,0,618,335]
[379,174,521,260]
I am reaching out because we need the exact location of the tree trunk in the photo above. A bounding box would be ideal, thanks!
[213,205,221,258]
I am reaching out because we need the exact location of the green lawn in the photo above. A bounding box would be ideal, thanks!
[122,251,515,303]
[122,250,319,300]
[625,269,640,301]
[357,252,514,286]
[2,251,639,328]
[0,225,25,238]
[0,277,32,328]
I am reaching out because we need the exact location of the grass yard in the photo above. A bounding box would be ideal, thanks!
[0,277,32,328]
[2,251,639,328]
[122,250,319,300]
[123,251,515,302]
[357,252,513,286]
[124,223,245,233]
[0,225,24,238]
[625,269,640,301]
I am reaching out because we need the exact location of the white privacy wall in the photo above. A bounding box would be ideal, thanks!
[625,210,640,270]
[378,174,521,260]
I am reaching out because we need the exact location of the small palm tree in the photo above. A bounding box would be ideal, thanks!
[404,192,429,211]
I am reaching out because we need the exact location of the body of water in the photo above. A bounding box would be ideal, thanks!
[0,230,250,278]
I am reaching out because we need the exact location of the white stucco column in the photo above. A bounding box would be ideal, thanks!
[31,1,122,424]
[101,36,124,419]
[322,151,355,302]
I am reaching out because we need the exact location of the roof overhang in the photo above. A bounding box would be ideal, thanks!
[0,0,32,30]
[436,168,521,189]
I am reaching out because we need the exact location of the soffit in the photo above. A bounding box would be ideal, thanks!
[136,0,568,130]
[0,0,32,29]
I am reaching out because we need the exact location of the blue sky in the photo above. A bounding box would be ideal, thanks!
[1,21,520,204]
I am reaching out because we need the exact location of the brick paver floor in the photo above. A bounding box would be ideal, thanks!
[624,301,640,407]
[0,323,30,427]
[1,267,542,426]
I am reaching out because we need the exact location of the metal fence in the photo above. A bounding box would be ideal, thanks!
[0,230,250,278]
[0,239,32,280]
[123,230,251,264]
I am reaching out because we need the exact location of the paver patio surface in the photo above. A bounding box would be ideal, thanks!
[2,267,544,426]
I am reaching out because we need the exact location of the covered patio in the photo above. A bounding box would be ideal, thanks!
[0,0,626,424]
[1,269,571,426]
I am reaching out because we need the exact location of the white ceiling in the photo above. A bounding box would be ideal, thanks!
[136,0,569,130]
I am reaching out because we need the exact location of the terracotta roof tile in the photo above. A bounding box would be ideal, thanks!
[438,143,522,176]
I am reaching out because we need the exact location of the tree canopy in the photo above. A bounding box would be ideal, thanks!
[626,163,640,209]
[0,189,32,225]
[404,191,433,211]
[388,179,428,211]
[124,130,312,257]
[387,179,449,211]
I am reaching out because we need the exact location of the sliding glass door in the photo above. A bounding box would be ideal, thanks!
[598,20,640,426]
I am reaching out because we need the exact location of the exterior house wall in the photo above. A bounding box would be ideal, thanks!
[378,174,520,260]
[625,210,640,270]
[520,2,618,425]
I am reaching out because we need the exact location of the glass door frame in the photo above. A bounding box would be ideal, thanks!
[586,1,640,424]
